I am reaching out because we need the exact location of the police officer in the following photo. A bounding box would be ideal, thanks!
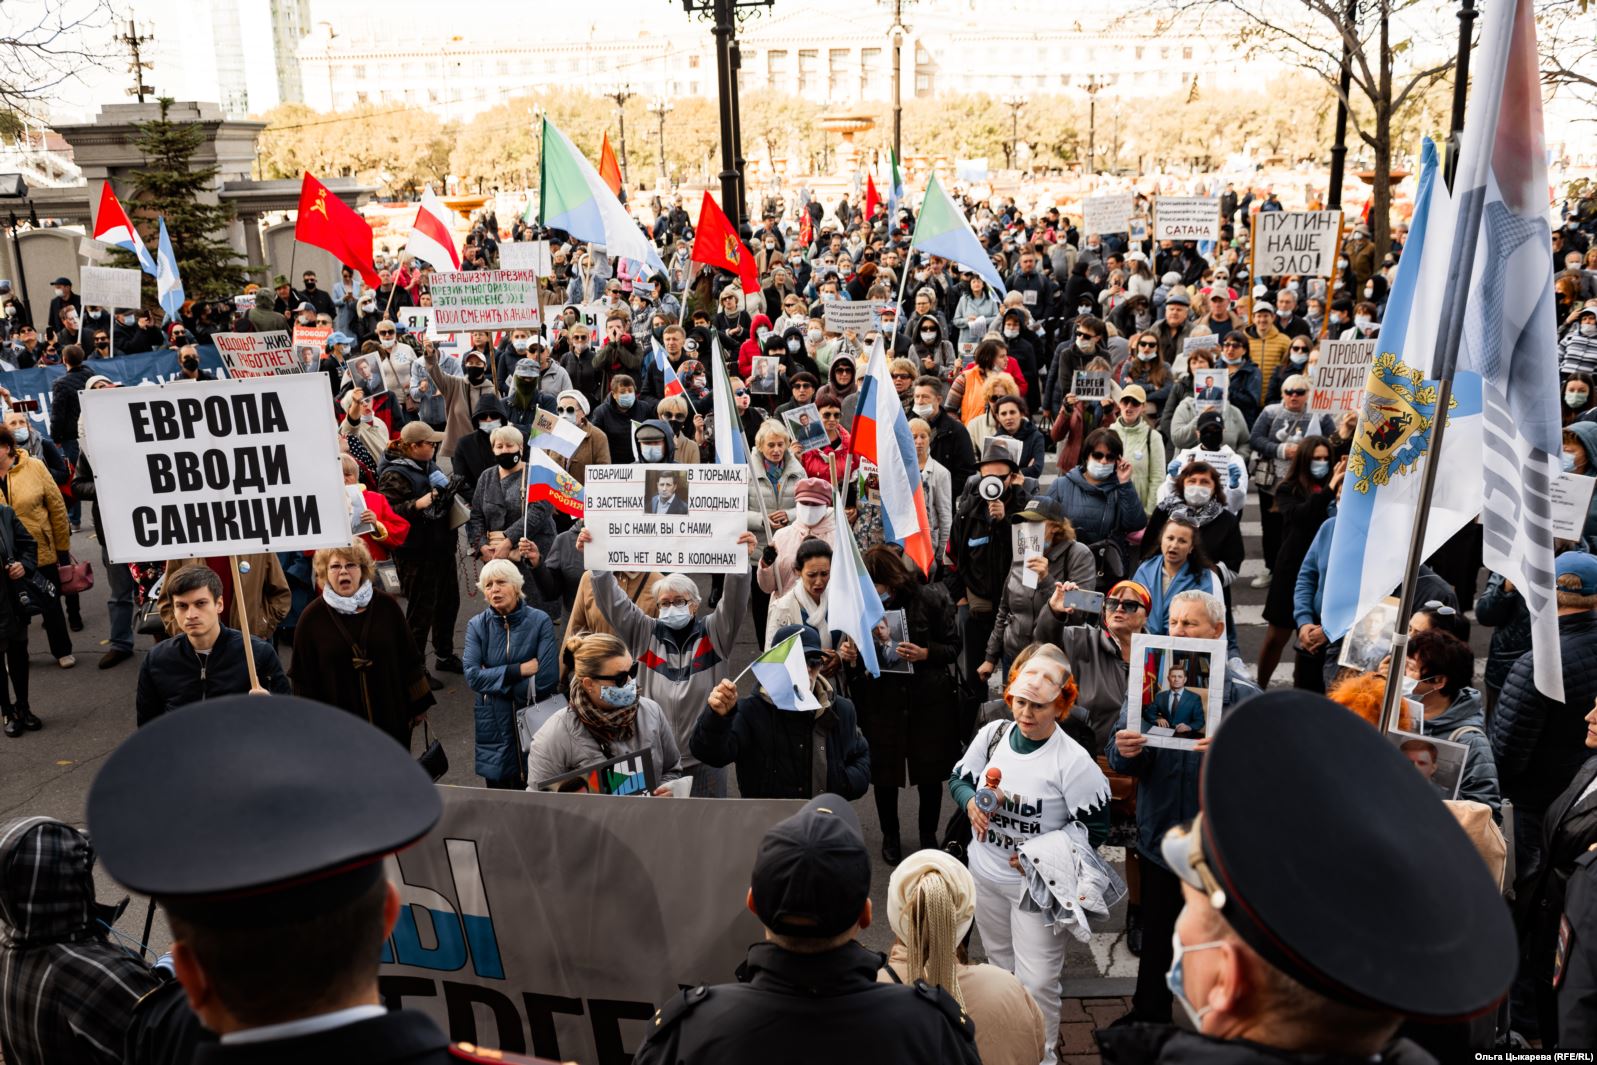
[1558,847,1597,1048]
[87,694,553,1065]
[1096,690,1517,1064]
[633,793,981,1065]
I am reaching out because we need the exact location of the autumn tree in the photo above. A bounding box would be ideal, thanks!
[258,103,452,196]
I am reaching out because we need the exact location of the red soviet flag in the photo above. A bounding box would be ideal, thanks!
[295,173,379,287]
[690,191,759,295]
[864,173,881,222]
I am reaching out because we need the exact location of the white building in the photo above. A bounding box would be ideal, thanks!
[125,0,309,117]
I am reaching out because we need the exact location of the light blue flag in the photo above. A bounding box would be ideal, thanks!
[155,217,185,323]
[908,173,1006,297]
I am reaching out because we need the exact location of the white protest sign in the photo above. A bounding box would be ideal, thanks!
[212,331,296,378]
[1081,193,1134,236]
[429,269,542,331]
[500,240,553,274]
[1310,338,1378,415]
[291,324,331,371]
[822,300,887,334]
[1550,472,1597,541]
[1071,370,1111,401]
[396,306,446,341]
[78,265,143,310]
[1254,211,1342,277]
[1182,333,1220,357]
[583,463,750,573]
[78,374,348,563]
[1013,521,1046,588]
[1154,196,1221,241]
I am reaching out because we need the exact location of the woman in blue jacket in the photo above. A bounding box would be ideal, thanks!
[1132,516,1223,635]
[465,558,559,788]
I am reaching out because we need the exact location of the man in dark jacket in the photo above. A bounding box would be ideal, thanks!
[450,393,511,494]
[378,421,467,679]
[912,376,977,490]
[634,794,979,1065]
[134,566,289,725]
[692,625,870,800]
[0,816,164,1064]
[1492,550,1597,881]
[590,375,657,464]
[48,344,91,447]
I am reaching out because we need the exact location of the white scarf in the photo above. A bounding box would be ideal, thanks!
[794,582,832,649]
[323,580,374,615]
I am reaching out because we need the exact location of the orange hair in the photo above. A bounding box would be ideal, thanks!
[1003,644,1080,717]
[1327,671,1415,731]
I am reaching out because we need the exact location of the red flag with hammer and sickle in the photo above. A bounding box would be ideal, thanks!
[295,172,379,287]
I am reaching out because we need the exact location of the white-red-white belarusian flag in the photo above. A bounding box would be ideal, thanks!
[406,186,460,270]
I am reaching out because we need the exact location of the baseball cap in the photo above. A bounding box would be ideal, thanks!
[1015,496,1063,522]
[1166,289,1191,307]
[749,793,871,938]
[1556,551,1597,595]
[1120,383,1148,404]
[770,623,823,659]
[399,421,445,445]
[325,331,353,350]
[51,276,72,286]
[1252,301,1275,315]
[512,358,541,379]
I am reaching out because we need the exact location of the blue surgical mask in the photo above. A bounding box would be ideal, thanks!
[1087,460,1115,480]
[10,426,28,445]
[616,392,636,410]
[657,604,693,629]
[1563,450,1578,472]
[1166,932,1225,1030]
[641,444,665,462]
[1309,459,1331,479]
[599,677,639,708]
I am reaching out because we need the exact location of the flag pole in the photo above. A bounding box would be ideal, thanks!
[228,555,267,694]
[679,260,697,326]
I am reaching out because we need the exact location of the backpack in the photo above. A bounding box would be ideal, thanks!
[940,722,1013,863]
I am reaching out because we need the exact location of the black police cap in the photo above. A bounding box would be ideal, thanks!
[88,695,441,927]
[1172,690,1516,1020]
[750,793,870,938]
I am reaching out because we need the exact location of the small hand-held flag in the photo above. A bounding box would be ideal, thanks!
[598,133,624,199]
[886,149,905,229]
[295,173,379,287]
[524,448,584,517]
[407,186,460,271]
[92,183,156,275]
[738,631,822,712]
[155,218,185,324]
[849,337,934,574]
[652,338,685,398]
[691,191,759,295]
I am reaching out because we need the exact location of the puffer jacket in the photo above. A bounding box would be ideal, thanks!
[464,601,560,783]
[1474,572,1531,693]
[526,698,683,789]
[1106,664,1263,871]
[688,676,871,800]
[1043,467,1146,547]
[749,451,806,549]
[985,536,1097,663]
[1493,610,1597,811]
[0,817,160,1065]
[1424,687,1501,815]
[1221,356,1265,428]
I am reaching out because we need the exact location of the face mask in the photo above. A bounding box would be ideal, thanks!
[465,366,487,384]
[181,356,199,370]
[756,328,770,342]
[1218,354,1238,366]
[1166,932,1224,1030]
[787,338,802,353]
[657,603,693,629]
[796,502,827,526]
[300,316,316,327]
[690,375,706,390]
[1363,286,1375,298]
[1309,459,1331,479]
[379,336,396,350]
[1329,314,1345,327]
[1563,450,1578,472]
[1354,315,1373,331]
[806,329,822,345]
[616,392,636,410]
[920,330,938,343]
[1198,428,1224,450]
[1087,460,1115,480]
[598,676,639,707]
[912,402,936,419]
[1582,323,1597,338]
[1337,257,1349,269]
[640,443,664,462]
[494,452,519,469]
[1568,391,1589,409]
[11,426,28,445]
[1289,350,1309,366]
[119,314,135,327]
[52,287,64,298]
[512,337,531,352]
[560,410,580,424]
[1077,305,1094,317]
[477,418,502,434]
[1183,485,1212,506]
[1137,349,1157,362]
[914,271,927,282]
[1003,328,1020,340]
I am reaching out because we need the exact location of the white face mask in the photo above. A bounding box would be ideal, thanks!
[1004,328,1020,340]
[379,336,396,350]
[1583,323,1597,338]
[920,330,938,343]
[806,329,822,345]
[912,402,936,419]
[1183,485,1212,507]
[657,604,693,629]
[512,337,530,351]
[1354,315,1373,331]
[796,502,827,526]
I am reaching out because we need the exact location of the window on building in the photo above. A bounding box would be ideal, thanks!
[828,48,850,95]
[1182,46,1194,60]
[1135,46,1145,60]
[689,54,700,69]
[1160,47,1169,59]
[1060,74,1072,86]
[798,49,818,93]
[768,49,787,89]
[914,72,930,96]
[860,47,881,94]
[352,63,366,79]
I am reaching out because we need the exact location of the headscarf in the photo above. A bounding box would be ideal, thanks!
[568,672,638,752]
[887,850,976,1008]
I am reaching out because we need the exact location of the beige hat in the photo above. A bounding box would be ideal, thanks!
[399,420,445,444]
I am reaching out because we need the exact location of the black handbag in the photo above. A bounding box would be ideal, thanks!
[417,720,448,781]
[11,566,55,618]
[940,722,1012,863]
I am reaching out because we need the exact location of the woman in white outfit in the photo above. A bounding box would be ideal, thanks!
[949,644,1111,1065]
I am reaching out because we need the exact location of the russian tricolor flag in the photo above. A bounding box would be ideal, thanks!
[92,183,157,275]
[828,493,885,677]
[849,337,934,574]
[652,338,685,398]
[525,448,584,517]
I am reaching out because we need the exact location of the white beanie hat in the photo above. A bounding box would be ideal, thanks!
[557,389,590,416]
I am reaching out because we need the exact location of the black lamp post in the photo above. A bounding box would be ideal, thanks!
[680,0,772,226]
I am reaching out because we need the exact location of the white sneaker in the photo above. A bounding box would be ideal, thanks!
[1249,571,1272,589]
[57,655,75,669]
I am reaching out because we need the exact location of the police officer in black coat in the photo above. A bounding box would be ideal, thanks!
[89,694,557,1065]
[634,794,980,1065]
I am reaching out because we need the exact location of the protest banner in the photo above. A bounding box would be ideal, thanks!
[1013,521,1045,588]
[291,324,331,371]
[583,463,750,573]
[1081,193,1134,236]
[396,306,447,341]
[1182,333,1219,356]
[0,346,230,440]
[1153,196,1221,241]
[78,265,143,310]
[213,331,296,378]
[1071,370,1111,401]
[1550,472,1597,541]
[822,299,887,335]
[1310,338,1378,414]
[232,292,256,316]
[77,373,348,563]
[1253,211,1341,277]
[430,269,542,331]
[377,787,798,1064]
[500,239,553,274]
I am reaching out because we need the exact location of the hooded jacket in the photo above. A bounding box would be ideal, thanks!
[0,817,161,1065]
[423,348,500,456]
[779,324,823,382]
[909,315,956,377]
[1043,467,1147,547]
[1493,610,1597,810]
[738,313,774,378]
[590,392,659,464]
[986,535,1097,663]
[1423,687,1501,814]
[452,393,511,493]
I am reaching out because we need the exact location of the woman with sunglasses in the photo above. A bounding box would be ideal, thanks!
[528,631,681,794]
[1113,331,1172,414]
[466,559,561,789]
[1264,335,1317,406]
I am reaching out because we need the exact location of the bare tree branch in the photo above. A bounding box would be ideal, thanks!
[0,0,119,122]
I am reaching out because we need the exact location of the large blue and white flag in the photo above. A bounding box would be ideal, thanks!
[1452,0,1564,698]
[1321,139,1483,643]
[155,217,185,324]
[826,496,885,677]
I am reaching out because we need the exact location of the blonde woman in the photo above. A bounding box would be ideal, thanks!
[964,372,1020,452]
[880,850,1046,1065]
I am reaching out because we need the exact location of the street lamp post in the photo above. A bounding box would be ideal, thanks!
[648,97,674,188]
[885,0,910,162]
[605,86,636,189]
[681,0,773,226]
[1083,77,1103,176]
[1001,93,1027,171]
[1326,0,1357,210]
